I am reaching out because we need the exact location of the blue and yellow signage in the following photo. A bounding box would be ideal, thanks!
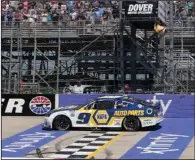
[114,110,144,117]
[94,110,109,124]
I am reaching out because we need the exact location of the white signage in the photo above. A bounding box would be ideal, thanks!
[2,98,25,113]
[146,95,172,115]
[128,3,153,15]
[2,132,55,152]
[137,133,189,154]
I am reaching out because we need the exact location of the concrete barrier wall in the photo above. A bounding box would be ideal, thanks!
[58,94,194,118]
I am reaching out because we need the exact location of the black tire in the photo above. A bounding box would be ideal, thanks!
[53,115,71,131]
[122,116,140,131]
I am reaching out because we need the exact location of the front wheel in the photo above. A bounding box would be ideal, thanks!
[53,115,71,131]
[122,116,140,131]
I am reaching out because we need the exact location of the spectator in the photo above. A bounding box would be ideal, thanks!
[63,82,74,94]
[187,1,194,17]
[7,8,13,26]
[1,5,6,26]
[41,11,48,24]
[112,4,119,19]
[14,9,22,27]
[70,10,77,21]
[18,2,23,10]
[95,7,101,23]
[23,0,28,11]
[102,11,109,30]
[83,0,90,10]
[45,3,52,13]
[51,9,59,25]
[1,0,194,29]
[73,82,84,94]
[61,2,67,15]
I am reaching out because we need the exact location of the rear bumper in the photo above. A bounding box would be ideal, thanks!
[141,116,164,127]
[156,116,164,124]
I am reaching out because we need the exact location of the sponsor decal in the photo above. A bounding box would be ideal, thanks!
[2,98,25,114]
[137,133,189,154]
[127,2,154,15]
[2,132,55,153]
[2,94,55,116]
[66,105,78,109]
[146,95,172,115]
[146,108,153,115]
[2,124,69,157]
[138,104,143,109]
[142,119,153,126]
[114,118,121,125]
[70,110,75,117]
[114,110,144,117]
[29,96,52,115]
[95,110,109,124]
[121,118,194,159]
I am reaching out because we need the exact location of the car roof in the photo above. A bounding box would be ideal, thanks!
[97,96,124,101]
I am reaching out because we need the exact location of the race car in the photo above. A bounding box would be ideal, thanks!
[42,95,163,131]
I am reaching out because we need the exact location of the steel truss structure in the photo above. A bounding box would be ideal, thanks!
[1,1,195,94]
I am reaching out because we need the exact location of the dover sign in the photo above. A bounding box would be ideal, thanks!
[122,1,157,17]
[58,94,194,118]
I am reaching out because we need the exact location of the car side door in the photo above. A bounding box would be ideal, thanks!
[94,100,116,126]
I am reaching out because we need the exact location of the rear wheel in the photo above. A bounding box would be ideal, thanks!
[123,116,140,131]
[53,115,71,131]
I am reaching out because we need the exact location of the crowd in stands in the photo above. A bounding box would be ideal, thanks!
[173,1,195,19]
[1,0,195,27]
[1,0,119,27]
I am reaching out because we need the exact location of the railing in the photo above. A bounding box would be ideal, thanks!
[2,20,195,38]
[2,19,194,38]
[1,20,119,37]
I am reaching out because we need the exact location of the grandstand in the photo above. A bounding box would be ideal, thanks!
[1,0,195,94]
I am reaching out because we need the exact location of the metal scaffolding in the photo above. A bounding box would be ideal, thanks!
[1,0,195,94]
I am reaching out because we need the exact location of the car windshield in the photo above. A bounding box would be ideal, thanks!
[77,101,95,110]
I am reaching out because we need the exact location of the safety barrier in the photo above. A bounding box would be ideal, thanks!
[1,94,194,118]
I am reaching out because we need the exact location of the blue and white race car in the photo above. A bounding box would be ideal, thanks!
[42,95,163,131]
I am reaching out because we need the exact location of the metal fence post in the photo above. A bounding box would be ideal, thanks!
[8,23,13,93]
[33,27,37,83]
[56,27,61,93]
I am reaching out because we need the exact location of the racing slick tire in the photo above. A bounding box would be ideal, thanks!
[53,115,71,131]
[122,116,140,131]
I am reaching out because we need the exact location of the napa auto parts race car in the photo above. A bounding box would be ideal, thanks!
[42,95,163,131]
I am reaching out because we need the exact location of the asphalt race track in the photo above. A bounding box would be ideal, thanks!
[2,116,194,159]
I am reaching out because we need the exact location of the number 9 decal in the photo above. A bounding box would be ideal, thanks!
[76,113,91,124]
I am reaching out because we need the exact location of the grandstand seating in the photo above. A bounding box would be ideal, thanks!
[1,1,194,27]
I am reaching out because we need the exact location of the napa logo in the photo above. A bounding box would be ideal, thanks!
[94,110,109,124]
[97,114,108,119]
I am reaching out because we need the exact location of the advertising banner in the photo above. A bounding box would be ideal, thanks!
[58,94,194,118]
[122,1,157,18]
[1,94,55,116]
